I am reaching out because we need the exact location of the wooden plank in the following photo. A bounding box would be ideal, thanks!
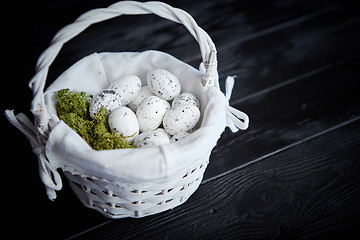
[204,57,360,180]
[214,6,360,99]
[3,0,359,239]
[72,118,360,239]
[16,0,343,86]
[12,0,355,90]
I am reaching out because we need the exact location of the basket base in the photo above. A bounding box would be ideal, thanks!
[64,160,208,218]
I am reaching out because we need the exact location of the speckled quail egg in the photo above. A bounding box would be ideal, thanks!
[163,104,200,135]
[89,89,122,119]
[170,132,190,143]
[147,69,181,101]
[136,96,170,132]
[133,129,170,148]
[108,75,141,105]
[172,92,200,109]
[156,127,172,139]
[108,106,139,144]
[127,85,154,112]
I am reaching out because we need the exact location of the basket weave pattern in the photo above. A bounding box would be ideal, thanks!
[65,159,207,218]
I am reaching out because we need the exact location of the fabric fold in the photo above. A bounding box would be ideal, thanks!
[43,51,227,185]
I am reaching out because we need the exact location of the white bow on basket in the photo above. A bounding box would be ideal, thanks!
[224,75,249,132]
[5,110,62,200]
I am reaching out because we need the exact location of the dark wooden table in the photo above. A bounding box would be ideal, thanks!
[3,0,360,239]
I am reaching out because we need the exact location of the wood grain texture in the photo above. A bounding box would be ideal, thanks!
[2,0,360,239]
[73,119,360,240]
[206,57,360,180]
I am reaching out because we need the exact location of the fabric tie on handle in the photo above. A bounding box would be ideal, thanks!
[201,50,218,87]
[198,62,249,133]
[4,110,62,200]
[224,76,249,132]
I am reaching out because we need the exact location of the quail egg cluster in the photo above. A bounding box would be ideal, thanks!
[89,69,200,148]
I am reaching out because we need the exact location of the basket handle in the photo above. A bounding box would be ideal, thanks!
[29,1,218,134]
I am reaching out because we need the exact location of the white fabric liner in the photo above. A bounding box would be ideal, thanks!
[44,50,228,184]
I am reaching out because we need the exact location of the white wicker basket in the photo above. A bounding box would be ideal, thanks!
[5,1,248,218]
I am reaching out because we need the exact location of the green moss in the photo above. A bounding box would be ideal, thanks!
[55,89,134,150]
[55,89,90,119]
